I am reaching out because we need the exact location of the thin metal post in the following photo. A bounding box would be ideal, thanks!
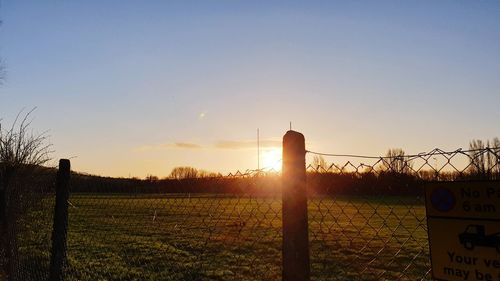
[257,128,260,171]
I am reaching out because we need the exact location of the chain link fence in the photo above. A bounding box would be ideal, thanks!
[16,169,283,281]
[3,142,500,280]
[1,166,55,281]
[65,171,282,281]
[306,146,500,280]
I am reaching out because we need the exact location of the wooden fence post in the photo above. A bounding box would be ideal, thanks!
[282,130,310,281]
[49,159,71,281]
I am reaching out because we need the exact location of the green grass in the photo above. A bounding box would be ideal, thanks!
[18,194,431,280]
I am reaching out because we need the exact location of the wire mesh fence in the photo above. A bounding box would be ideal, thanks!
[306,146,500,281]
[2,143,500,281]
[1,166,55,281]
[307,173,430,280]
[18,169,283,281]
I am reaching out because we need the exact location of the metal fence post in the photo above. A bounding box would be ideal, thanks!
[282,130,310,281]
[49,159,71,281]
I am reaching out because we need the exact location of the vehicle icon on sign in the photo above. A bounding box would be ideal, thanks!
[458,225,500,253]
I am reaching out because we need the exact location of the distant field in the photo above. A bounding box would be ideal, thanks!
[18,194,431,281]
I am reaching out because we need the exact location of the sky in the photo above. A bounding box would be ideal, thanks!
[1,1,499,178]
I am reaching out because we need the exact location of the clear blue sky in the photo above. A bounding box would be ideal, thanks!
[1,1,499,177]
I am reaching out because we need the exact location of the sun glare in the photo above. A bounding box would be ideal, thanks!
[261,148,282,171]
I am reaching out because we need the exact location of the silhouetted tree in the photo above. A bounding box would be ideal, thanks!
[383,148,412,174]
[468,138,500,179]
[311,155,329,172]
[169,166,199,179]
[197,170,222,178]
[168,166,220,179]
[492,138,500,179]
[145,175,159,182]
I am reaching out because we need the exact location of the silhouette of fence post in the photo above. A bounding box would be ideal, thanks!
[49,159,71,281]
[1,165,18,281]
[282,130,310,281]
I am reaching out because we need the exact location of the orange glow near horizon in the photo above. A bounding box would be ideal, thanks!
[261,148,282,171]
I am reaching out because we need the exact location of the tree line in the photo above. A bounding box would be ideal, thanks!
[69,137,499,196]
[130,138,500,196]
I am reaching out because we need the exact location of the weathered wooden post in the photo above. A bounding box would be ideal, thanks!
[282,130,310,281]
[49,159,71,281]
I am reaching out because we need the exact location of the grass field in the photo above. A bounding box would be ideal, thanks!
[17,194,431,281]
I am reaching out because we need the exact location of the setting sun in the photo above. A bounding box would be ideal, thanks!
[261,148,282,171]
[3,2,500,280]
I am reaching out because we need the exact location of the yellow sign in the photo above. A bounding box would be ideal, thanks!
[426,182,500,219]
[425,182,500,281]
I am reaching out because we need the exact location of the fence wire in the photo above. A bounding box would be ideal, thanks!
[306,147,500,281]
[1,166,55,281]
[4,146,500,281]
[63,169,281,281]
